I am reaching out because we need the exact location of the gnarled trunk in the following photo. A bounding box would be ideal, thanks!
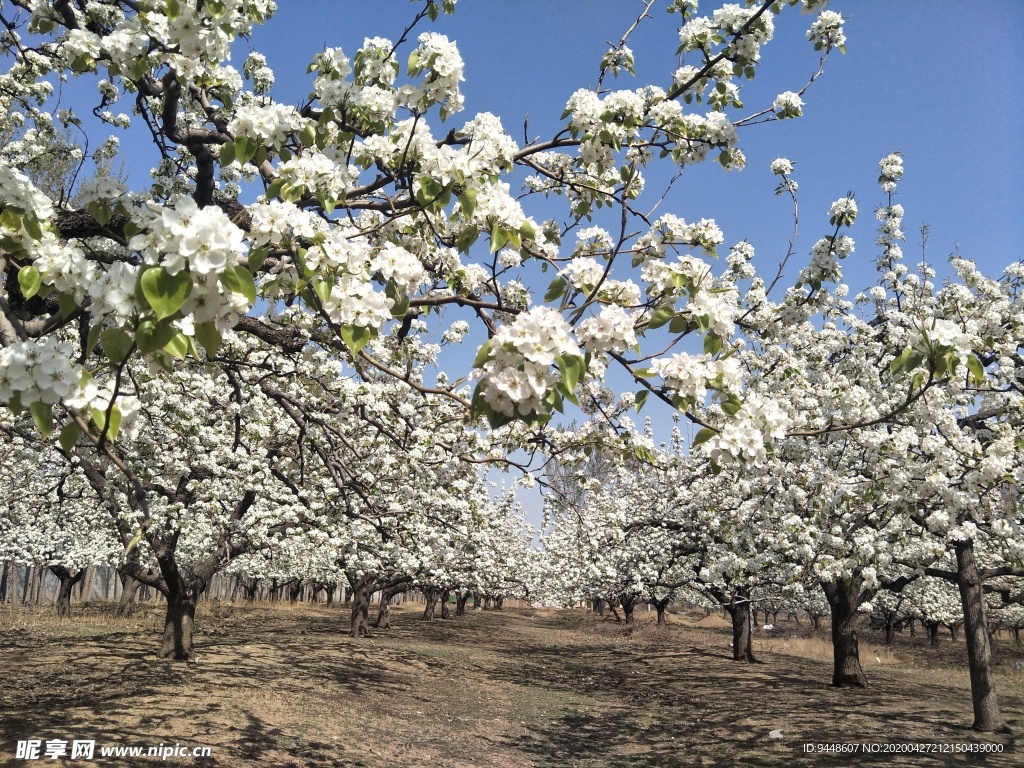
[654,598,670,625]
[440,590,451,619]
[456,593,469,616]
[822,577,867,688]
[422,587,439,621]
[117,572,143,617]
[159,582,200,660]
[955,539,1006,732]
[621,595,636,624]
[50,566,84,618]
[725,599,756,663]
[347,573,374,638]
[494,596,504,611]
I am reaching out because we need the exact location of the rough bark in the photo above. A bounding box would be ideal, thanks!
[440,589,452,619]
[347,573,374,638]
[821,577,868,688]
[117,572,143,617]
[456,593,469,617]
[955,539,1006,732]
[422,588,439,621]
[494,596,504,611]
[159,583,200,660]
[50,566,84,618]
[0,561,13,603]
[654,598,670,625]
[621,595,636,624]
[725,601,756,663]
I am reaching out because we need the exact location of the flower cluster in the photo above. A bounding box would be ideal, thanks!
[130,197,246,277]
[0,337,82,406]
[807,10,846,51]
[477,308,581,420]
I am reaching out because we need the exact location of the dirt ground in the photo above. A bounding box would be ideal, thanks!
[1,602,1022,767]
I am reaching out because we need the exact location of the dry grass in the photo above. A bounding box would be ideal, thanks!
[1,601,1023,767]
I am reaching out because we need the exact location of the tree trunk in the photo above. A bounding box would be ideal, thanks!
[494,596,504,611]
[950,622,961,643]
[117,572,143,617]
[78,565,96,603]
[725,600,756,663]
[622,596,636,624]
[655,598,670,625]
[348,574,373,638]
[422,588,438,621]
[456,593,469,616]
[440,590,451,619]
[50,566,84,618]
[373,598,391,630]
[927,621,940,646]
[288,580,303,603]
[160,588,198,660]
[0,561,13,603]
[954,539,1006,732]
[822,577,868,687]
[884,614,896,645]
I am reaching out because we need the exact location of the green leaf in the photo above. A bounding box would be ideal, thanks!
[634,391,649,412]
[703,332,723,356]
[88,201,113,227]
[557,354,585,395]
[140,267,192,319]
[195,321,222,356]
[123,530,144,557]
[544,276,567,302]
[966,354,985,385]
[135,318,177,355]
[86,324,103,357]
[668,315,690,335]
[29,401,54,437]
[456,227,479,254]
[266,178,285,200]
[472,339,494,368]
[648,303,675,329]
[219,141,236,166]
[220,265,257,304]
[385,279,410,319]
[721,395,742,417]
[23,216,43,241]
[490,222,508,253]
[340,324,374,357]
[101,327,134,363]
[458,189,477,220]
[692,427,716,447]
[248,246,269,275]
[91,406,122,442]
[163,333,189,360]
[889,347,913,376]
[58,293,78,319]
[59,422,82,453]
[313,277,333,307]
[234,136,258,165]
[18,266,42,298]
[299,124,316,147]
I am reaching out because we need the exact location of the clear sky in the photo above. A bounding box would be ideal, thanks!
[243,0,1023,291]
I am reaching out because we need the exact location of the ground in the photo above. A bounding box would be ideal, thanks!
[1,602,1022,767]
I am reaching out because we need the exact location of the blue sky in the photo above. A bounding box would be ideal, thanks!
[244,0,1022,290]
